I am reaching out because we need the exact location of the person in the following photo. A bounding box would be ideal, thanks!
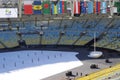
[80,72,82,76]
[76,72,78,76]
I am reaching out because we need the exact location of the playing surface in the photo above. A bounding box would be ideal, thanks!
[0,50,83,80]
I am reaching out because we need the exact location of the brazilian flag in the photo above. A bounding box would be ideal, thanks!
[42,1,50,14]
[33,1,42,14]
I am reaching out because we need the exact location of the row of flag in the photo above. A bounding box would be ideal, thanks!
[24,1,67,15]
[74,1,107,15]
[23,0,120,16]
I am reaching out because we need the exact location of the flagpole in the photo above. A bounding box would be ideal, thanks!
[71,0,74,16]
[94,31,96,52]
[18,0,22,18]
[109,0,113,16]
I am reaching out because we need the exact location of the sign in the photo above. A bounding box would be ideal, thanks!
[0,8,18,18]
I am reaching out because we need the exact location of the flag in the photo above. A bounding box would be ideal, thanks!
[58,1,67,14]
[94,1,101,14]
[51,1,58,14]
[87,1,93,14]
[42,1,50,14]
[94,1,96,14]
[101,2,107,14]
[114,2,120,13]
[33,1,42,14]
[24,1,33,15]
[96,1,101,14]
[81,1,87,14]
[74,0,80,15]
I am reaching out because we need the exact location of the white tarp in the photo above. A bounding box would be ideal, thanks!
[0,8,18,18]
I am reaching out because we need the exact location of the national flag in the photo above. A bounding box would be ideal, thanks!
[42,1,50,14]
[94,1,101,14]
[33,1,42,14]
[87,1,93,14]
[101,2,107,14]
[96,1,101,14]
[94,1,96,14]
[58,1,67,14]
[84,1,87,8]
[74,0,80,15]
[24,1,33,15]
[114,2,120,13]
[81,1,87,14]
[51,1,58,14]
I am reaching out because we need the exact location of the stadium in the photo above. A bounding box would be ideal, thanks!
[0,0,120,80]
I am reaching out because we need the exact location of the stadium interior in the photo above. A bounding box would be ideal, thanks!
[0,0,120,80]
